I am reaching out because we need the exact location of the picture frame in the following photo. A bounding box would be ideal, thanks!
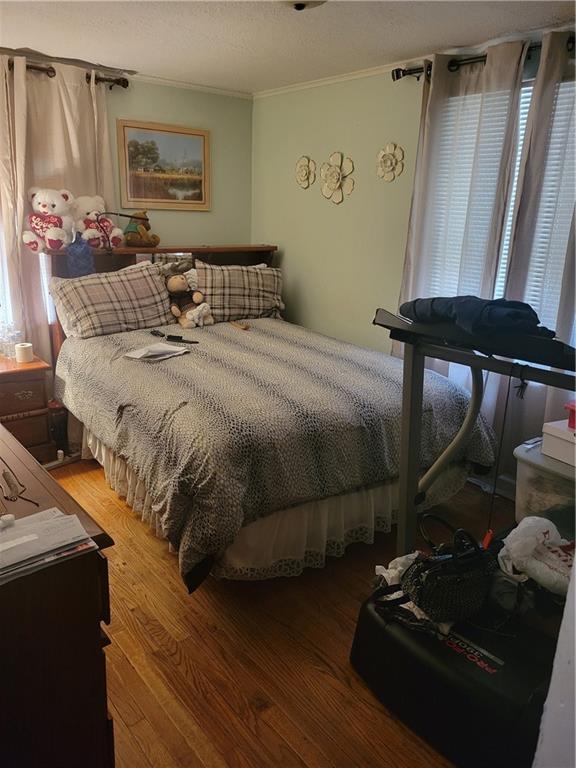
[117,119,211,211]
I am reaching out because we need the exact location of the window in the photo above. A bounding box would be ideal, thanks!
[494,84,534,298]
[419,69,575,339]
[424,88,517,297]
[522,80,575,337]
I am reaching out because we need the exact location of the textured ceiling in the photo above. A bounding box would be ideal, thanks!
[0,1,573,94]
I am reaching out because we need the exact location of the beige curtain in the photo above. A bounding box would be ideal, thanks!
[0,58,116,363]
[397,32,575,489]
[504,30,575,426]
[398,41,529,339]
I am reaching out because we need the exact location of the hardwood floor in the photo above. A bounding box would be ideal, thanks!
[52,460,514,768]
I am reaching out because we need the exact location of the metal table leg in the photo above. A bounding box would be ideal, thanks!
[396,343,425,554]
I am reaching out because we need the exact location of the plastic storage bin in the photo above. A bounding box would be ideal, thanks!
[514,438,575,522]
[542,418,575,466]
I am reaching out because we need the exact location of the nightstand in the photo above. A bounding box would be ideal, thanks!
[0,354,57,462]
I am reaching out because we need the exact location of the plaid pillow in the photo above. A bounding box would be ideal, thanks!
[50,262,172,338]
[195,262,284,322]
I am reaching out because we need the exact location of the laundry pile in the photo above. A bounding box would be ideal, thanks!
[373,512,574,636]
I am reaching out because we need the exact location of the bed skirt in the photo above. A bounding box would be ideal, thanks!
[83,430,469,581]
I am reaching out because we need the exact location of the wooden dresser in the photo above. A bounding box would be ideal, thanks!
[0,424,115,768]
[0,354,57,463]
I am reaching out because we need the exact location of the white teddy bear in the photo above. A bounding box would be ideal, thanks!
[73,195,124,249]
[22,187,75,252]
[184,302,214,328]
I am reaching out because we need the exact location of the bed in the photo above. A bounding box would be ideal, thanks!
[54,309,495,591]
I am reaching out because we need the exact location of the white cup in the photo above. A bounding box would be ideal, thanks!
[15,342,33,363]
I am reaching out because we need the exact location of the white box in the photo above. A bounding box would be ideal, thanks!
[513,439,574,522]
[542,419,575,467]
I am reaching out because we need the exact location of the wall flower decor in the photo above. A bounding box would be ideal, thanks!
[320,152,354,204]
[377,143,405,182]
[295,156,316,189]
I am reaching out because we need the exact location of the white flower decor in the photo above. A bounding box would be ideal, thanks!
[320,151,355,204]
[377,143,405,182]
[295,156,316,189]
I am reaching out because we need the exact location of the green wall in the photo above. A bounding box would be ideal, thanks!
[106,80,252,246]
[251,73,423,351]
[106,72,423,352]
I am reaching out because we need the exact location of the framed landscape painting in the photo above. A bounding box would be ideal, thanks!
[117,119,211,211]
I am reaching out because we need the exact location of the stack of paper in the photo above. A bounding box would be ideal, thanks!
[124,342,189,361]
[0,508,96,584]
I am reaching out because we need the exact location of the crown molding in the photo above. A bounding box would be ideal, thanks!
[253,61,405,99]
[130,73,253,100]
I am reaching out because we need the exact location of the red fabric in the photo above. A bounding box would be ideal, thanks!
[28,212,63,236]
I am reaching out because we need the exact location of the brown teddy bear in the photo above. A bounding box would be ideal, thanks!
[166,273,213,328]
[124,210,160,247]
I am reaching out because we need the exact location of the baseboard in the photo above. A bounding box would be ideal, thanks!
[44,451,82,471]
[469,473,516,502]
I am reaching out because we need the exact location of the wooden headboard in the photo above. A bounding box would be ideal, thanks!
[46,244,278,361]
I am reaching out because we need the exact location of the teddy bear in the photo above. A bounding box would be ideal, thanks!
[123,210,160,248]
[185,302,215,328]
[22,187,75,252]
[73,195,124,249]
[165,273,214,328]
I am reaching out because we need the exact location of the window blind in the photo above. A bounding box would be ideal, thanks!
[419,74,574,345]
[521,80,575,336]
[493,84,534,298]
[421,88,514,298]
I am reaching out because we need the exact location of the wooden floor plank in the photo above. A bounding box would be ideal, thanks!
[53,460,514,768]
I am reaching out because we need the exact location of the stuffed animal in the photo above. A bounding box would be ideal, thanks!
[124,210,160,247]
[166,274,204,328]
[22,187,75,252]
[185,302,214,328]
[73,195,124,249]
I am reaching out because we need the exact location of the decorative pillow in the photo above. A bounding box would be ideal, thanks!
[195,262,284,322]
[49,262,172,338]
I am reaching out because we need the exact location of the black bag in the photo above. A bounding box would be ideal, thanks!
[400,514,497,623]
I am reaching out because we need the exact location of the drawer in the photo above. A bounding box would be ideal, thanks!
[0,378,46,416]
[3,411,50,447]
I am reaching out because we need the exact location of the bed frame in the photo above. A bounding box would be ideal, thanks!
[45,244,278,361]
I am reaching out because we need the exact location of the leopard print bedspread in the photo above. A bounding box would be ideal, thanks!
[55,319,495,583]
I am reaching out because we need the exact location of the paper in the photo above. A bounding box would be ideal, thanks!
[124,342,189,360]
[0,508,93,572]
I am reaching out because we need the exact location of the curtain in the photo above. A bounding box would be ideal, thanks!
[0,58,116,363]
[397,32,575,489]
[485,32,575,470]
[398,40,529,344]
[505,30,575,425]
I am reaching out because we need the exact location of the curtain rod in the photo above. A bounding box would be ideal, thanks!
[6,59,129,89]
[391,35,575,82]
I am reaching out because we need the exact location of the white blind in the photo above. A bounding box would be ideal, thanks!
[522,79,575,335]
[494,84,534,298]
[422,88,514,297]
[419,73,574,344]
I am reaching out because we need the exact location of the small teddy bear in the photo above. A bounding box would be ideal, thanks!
[184,301,215,328]
[73,195,124,249]
[22,187,75,252]
[124,210,160,247]
[166,273,212,328]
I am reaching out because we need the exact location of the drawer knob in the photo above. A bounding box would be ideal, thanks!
[14,390,34,400]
